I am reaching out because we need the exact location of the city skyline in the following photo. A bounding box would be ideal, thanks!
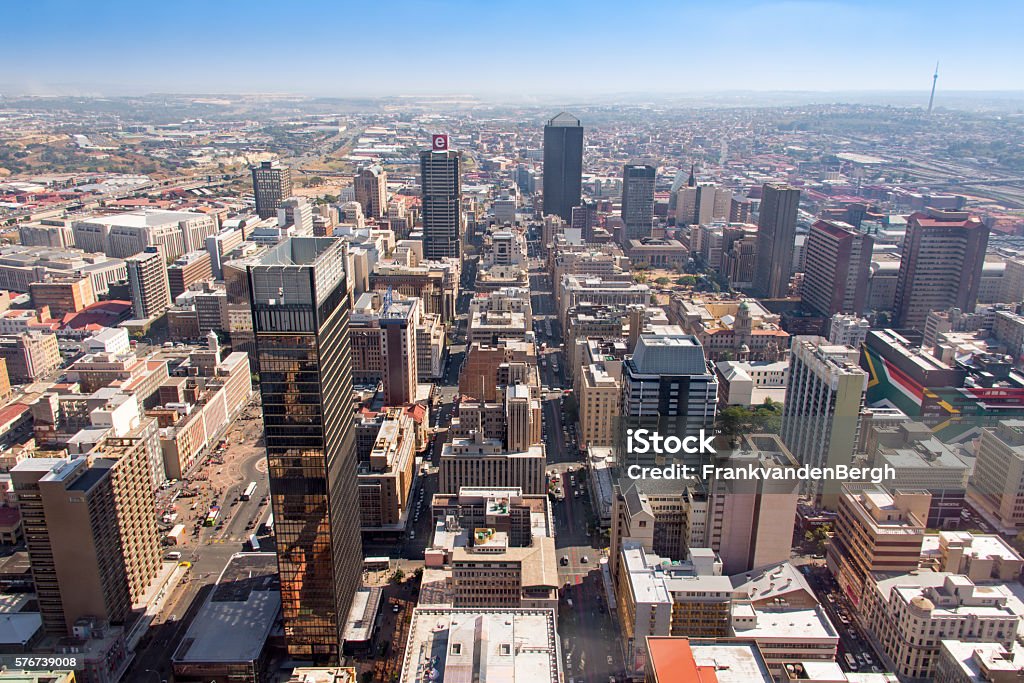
[2,1,1023,98]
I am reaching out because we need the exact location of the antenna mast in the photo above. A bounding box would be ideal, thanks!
[927,62,939,114]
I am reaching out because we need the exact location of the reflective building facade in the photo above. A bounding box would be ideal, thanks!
[542,112,584,222]
[248,237,360,662]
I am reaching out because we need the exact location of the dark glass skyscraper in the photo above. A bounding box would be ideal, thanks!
[621,162,656,241]
[752,183,801,299]
[251,160,294,219]
[420,143,462,260]
[542,112,584,222]
[248,237,360,663]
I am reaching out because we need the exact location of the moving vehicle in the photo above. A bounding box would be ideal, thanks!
[204,506,221,527]
[164,551,182,561]
[241,482,257,501]
[247,534,260,552]
[164,524,186,545]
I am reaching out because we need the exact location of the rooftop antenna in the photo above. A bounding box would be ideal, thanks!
[927,62,939,114]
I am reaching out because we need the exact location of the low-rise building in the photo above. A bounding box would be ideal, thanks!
[934,639,1024,683]
[171,553,280,683]
[399,608,562,683]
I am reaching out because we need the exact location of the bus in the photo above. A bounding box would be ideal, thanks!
[204,506,221,527]
[241,482,257,501]
[247,534,261,552]
[262,511,274,535]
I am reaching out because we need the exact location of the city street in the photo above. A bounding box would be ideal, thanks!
[804,564,885,674]
[127,398,273,682]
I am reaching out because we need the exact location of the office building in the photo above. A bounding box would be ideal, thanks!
[251,161,293,219]
[171,553,281,683]
[12,452,161,635]
[248,237,360,662]
[420,139,462,260]
[827,314,870,348]
[0,331,61,383]
[826,484,929,602]
[439,431,545,496]
[752,184,800,299]
[28,275,96,318]
[861,573,1020,681]
[645,638,773,683]
[167,250,213,300]
[935,640,1024,683]
[126,248,172,319]
[676,182,730,227]
[379,296,419,406]
[930,531,1024,583]
[621,163,656,241]
[542,112,584,222]
[576,361,621,448]
[399,608,562,683]
[869,421,969,528]
[620,326,718,436]
[353,165,388,220]
[780,337,866,505]
[278,196,314,235]
[894,209,990,331]
[72,209,217,261]
[969,420,1024,532]
[616,541,733,669]
[357,408,416,530]
[801,220,873,317]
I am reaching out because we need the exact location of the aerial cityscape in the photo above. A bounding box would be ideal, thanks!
[0,2,1024,683]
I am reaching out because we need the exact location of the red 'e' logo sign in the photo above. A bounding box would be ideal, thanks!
[432,134,449,150]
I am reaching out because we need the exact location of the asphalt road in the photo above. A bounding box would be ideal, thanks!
[804,564,884,674]
[126,405,273,682]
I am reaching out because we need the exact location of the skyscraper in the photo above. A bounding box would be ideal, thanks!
[251,160,294,219]
[354,165,388,219]
[893,209,989,331]
[621,326,718,442]
[542,112,584,222]
[126,247,171,319]
[420,136,462,260]
[780,336,867,507]
[621,162,656,242]
[380,296,419,406]
[248,237,360,662]
[752,183,801,299]
[801,219,874,317]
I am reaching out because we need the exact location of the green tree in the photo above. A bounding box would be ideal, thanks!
[390,568,405,584]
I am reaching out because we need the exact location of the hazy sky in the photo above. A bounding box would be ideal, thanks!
[2,0,1021,97]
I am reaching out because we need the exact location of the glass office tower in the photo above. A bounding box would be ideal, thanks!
[248,237,360,662]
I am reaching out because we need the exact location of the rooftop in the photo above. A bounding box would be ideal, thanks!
[172,553,280,665]
[76,209,209,228]
[400,608,561,683]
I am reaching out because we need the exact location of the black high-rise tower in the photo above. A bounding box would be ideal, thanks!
[542,112,584,222]
[248,237,360,663]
